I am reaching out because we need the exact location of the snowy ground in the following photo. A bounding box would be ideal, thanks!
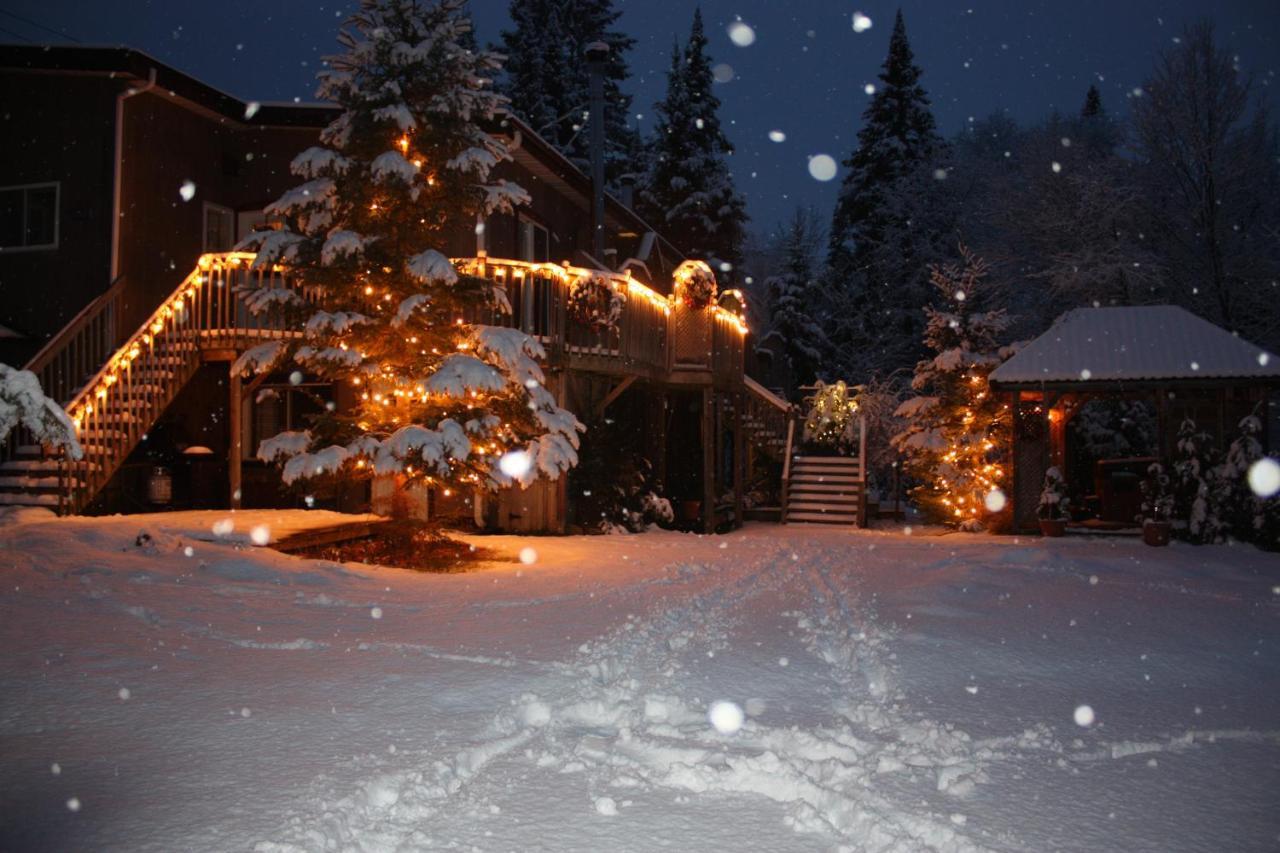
[1,509,1278,852]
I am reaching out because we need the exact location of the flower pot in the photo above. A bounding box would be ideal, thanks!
[1143,520,1171,547]
[1039,517,1067,537]
[680,500,702,523]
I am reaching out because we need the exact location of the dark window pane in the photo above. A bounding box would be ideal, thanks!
[24,186,57,246]
[0,189,22,247]
[533,225,549,262]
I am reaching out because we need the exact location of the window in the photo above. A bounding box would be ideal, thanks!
[0,182,59,251]
[517,215,549,263]
[246,383,331,460]
[203,203,235,252]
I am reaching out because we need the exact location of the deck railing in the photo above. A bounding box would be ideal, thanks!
[455,256,748,383]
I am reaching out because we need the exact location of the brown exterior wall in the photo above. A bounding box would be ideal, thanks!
[0,72,118,346]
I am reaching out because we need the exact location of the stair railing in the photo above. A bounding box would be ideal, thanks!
[57,252,300,514]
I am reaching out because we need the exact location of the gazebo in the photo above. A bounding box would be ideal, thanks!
[989,306,1280,531]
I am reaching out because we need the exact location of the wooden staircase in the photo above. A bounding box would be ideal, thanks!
[781,416,868,527]
[0,252,304,514]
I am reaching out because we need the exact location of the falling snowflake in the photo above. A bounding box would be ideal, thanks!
[519,547,538,565]
[244,101,261,120]
[1074,704,1096,727]
[864,83,877,96]
[984,488,1006,512]
[852,12,873,32]
[768,129,786,143]
[212,518,234,536]
[370,606,383,620]
[249,525,271,546]
[808,154,837,182]
[708,700,745,734]
[499,450,533,479]
[179,181,196,202]
[1247,458,1280,498]
[727,21,755,47]
[712,63,734,83]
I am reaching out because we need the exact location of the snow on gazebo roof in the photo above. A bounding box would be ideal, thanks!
[989,305,1280,389]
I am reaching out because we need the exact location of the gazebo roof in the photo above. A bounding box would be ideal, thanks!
[989,305,1280,390]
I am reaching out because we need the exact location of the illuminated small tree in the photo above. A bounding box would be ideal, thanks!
[891,246,1012,530]
[235,0,582,495]
[802,380,859,453]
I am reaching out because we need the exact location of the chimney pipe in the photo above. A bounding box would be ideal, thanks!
[585,41,609,263]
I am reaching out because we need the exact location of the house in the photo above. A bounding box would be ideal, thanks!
[989,305,1280,531]
[0,45,800,532]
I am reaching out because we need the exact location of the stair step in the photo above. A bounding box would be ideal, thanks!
[785,510,859,524]
[791,475,862,486]
[0,493,61,506]
[789,499,861,512]
[787,482,862,494]
[1,459,102,474]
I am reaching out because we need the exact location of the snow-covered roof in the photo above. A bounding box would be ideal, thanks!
[989,305,1280,388]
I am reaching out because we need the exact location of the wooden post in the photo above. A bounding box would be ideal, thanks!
[228,369,242,509]
[702,387,715,534]
[858,413,868,528]
[655,391,668,494]
[733,389,745,529]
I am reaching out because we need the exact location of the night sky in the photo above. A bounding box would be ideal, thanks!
[4,0,1278,232]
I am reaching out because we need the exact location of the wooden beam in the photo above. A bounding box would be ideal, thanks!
[594,375,637,418]
[702,387,715,534]
[228,369,242,509]
[733,390,744,530]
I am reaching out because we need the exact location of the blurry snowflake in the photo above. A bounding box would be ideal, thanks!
[808,154,837,181]
[179,181,196,202]
[249,525,270,546]
[519,547,538,565]
[708,700,744,734]
[1074,704,1095,727]
[1247,458,1280,498]
[852,12,873,32]
[768,129,786,143]
[727,21,755,47]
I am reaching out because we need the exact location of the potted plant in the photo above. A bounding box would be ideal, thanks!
[1038,467,1070,536]
[1139,462,1174,546]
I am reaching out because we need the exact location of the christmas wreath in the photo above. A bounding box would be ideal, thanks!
[568,274,626,331]
[673,259,718,309]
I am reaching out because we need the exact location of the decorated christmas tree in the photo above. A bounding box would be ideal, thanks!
[891,246,1012,530]
[235,0,583,496]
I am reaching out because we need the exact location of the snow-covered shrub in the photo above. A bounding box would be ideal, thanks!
[1038,466,1069,520]
[1139,462,1174,524]
[0,364,82,460]
[1209,413,1280,548]
[1070,399,1156,460]
[802,380,860,454]
[567,274,625,332]
[568,413,671,533]
[1171,417,1220,543]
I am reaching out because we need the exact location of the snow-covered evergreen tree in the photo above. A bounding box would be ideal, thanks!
[236,0,582,495]
[756,208,827,397]
[826,10,945,375]
[891,246,1012,530]
[497,0,638,186]
[638,9,747,276]
[0,364,81,459]
[1171,417,1220,543]
[1210,413,1266,541]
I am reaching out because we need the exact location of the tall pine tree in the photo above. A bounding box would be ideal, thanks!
[236,0,583,496]
[826,9,944,376]
[757,208,827,398]
[498,0,637,186]
[638,9,748,275]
